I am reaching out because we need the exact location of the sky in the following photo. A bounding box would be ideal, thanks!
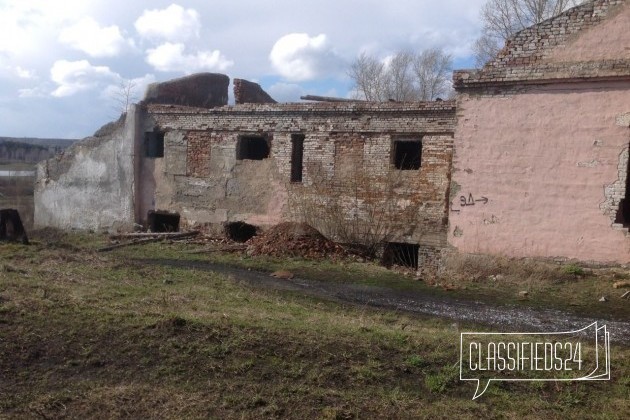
[0,0,487,139]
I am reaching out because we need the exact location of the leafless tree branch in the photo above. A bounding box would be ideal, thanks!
[349,48,453,102]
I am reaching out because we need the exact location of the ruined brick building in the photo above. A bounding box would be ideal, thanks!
[35,0,629,268]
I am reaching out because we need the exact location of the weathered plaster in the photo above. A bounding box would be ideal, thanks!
[34,107,139,231]
[450,82,630,263]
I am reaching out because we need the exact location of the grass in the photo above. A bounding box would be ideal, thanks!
[139,243,630,321]
[0,232,628,419]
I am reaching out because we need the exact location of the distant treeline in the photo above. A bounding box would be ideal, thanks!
[0,137,76,163]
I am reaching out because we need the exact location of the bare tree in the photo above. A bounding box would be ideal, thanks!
[414,48,453,101]
[110,79,139,116]
[348,53,388,101]
[474,0,582,67]
[384,51,417,101]
[349,48,453,102]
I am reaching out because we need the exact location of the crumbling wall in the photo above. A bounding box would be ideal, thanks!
[144,102,455,261]
[34,108,139,232]
[233,79,277,104]
[143,73,229,108]
[450,0,630,264]
[454,1,630,87]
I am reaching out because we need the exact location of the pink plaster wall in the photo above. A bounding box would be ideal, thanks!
[549,3,630,63]
[450,81,630,263]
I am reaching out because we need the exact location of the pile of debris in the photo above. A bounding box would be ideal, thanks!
[246,222,347,259]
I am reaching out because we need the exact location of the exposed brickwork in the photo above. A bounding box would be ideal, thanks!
[334,135,365,180]
[454,0,630,89]
[418,245,443,277]
[601,145,629,228]
[233,79,277,104]
[185,131,212,177]
[454,59,630,88]
[147,101,456,134]
[144,101,456,269]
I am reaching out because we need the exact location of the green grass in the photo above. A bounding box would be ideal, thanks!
[0,232,628,419]
[121,241,630,321]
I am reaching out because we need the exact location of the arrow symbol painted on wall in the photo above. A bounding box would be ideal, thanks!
[475,197,488,204]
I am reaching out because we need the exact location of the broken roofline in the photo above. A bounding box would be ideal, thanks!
[141,71,454,111]
[145,101,457,138]
[144,101,457,115]
[455,0,630,89]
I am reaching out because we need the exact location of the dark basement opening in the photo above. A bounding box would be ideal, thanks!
[225,221,258,242]
[382,242,420,269]
[236,136,270,160]
[393,139,422,170]
[148,211,180,232]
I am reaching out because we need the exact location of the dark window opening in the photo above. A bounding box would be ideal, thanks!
[145,131,165,158]
[291,134,304,182]
[225,221,258,242]
[237,136,269,160]
[393,139,422,170]
[614,150,630,227]
[148,210,180,232]
[382,242,419,269]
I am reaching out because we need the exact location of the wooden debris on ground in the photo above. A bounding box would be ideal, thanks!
[98,231,200,252]
[184,244,248,254]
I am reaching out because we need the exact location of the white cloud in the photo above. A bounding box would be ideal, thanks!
[0,0,95,57]
[0,0,489,138]
[50,60,118,97]
[59,17,132,58]
[269,33,345,81]
[15,66,37,79]
[135,4,201,42]
[0,63,37,80]
[145,42,233,73]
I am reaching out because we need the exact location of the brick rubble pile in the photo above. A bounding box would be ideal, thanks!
[246,222,347,259]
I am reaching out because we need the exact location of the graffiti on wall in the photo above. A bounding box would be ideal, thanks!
[451,193,489,213]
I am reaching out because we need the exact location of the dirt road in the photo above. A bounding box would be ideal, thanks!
[139,258,630,345]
